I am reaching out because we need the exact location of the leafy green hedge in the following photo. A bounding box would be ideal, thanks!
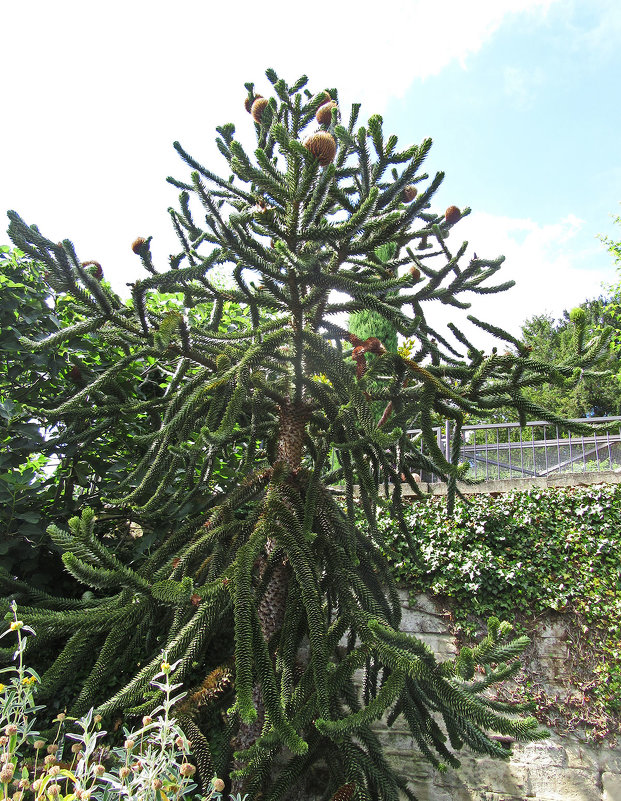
[372,484,621,714]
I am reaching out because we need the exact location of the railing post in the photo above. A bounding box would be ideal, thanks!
[445,419,451,462]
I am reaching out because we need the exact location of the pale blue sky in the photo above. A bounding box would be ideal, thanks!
[1,0,619,344]
[389,1,620,235]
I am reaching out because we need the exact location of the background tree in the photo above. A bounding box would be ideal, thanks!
[0,247,250,610]
[518,298,621,418]
[0,246,157,593]
[3,70,612,800]
[601,210,621,352]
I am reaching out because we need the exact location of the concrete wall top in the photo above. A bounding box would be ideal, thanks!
[408,470,621,497]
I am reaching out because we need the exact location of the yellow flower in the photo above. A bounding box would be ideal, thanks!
[10,621,23,631]
[0,684,5,693]
[160,661,171,673]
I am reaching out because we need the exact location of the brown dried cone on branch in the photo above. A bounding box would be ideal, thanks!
[251,97,269,124]
[131,237,147,254]
[245,94,262,113]
[316,100,338,125]
[304,131,337,166]
[350,334,387,385]
[402,184,418,202]
[174,664,234,717]
[330,783,357,801]
[445,205,461,225]
[82,260,103,280]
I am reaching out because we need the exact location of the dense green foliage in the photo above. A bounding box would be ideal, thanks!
[0,245,154,590]
[0,247,251,591]
[374,484,621,715]
[349,242,399,354]
[3,70,613,800]
[601,211,621,352]
[518,299,621,418]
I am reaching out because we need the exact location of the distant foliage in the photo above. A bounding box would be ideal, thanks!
[519,298,621,418]
[349,242,399,354]
[601,210,621,352]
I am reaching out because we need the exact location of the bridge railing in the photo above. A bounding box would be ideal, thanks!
[409,417,621,483]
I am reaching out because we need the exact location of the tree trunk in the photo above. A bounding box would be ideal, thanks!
[231,399,308,790]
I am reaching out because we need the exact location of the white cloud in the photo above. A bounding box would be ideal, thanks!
[424,211,614,352]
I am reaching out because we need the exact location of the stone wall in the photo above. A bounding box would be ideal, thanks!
[372,591,621,801]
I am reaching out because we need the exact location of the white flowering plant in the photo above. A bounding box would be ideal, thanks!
[1,600,44,797]
[0,607,243,800]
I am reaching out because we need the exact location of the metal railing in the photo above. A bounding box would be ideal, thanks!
[412,417,621,483]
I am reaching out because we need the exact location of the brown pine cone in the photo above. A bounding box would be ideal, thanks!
[402,184,418,202]
[316,100,338,126]
[330,783,356,801]
[409,265,421,281]
[131,237,147,254]
[245,94,261,114]
[82,260,103,280]
[304,131,337,167]
[445,205,461,225]
[251,97,269,123]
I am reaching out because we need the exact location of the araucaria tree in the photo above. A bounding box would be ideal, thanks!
[4,70,611,800]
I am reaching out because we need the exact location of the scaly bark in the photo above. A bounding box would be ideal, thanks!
[231,399,309,790]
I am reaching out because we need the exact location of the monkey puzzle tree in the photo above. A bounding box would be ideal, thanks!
[4,70,611,800]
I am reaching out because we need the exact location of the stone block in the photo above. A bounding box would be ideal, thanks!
[563,742,600,771]
[376,729,416,753]
[603,771,621,801]
[388,755,433,785]
[413,753,528,798]
[405,591,442,614]
[599,747,621,773]
[525,765,600,800]
[400,605,451,635]
[537,622,568,641]
[512,739,568,768]
[416,632,458,658]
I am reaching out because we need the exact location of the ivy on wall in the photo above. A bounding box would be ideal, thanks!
[370,484,621,725]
